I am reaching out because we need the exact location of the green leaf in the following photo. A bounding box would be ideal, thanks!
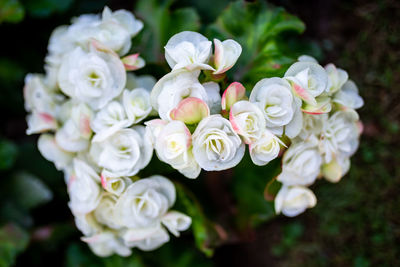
[132,0,200,64]
[0,223,29,267]
[231,154,281,228]
[207,0,307,88]
[0,139,18,170]
[22,0,74,18]
[10,172,53,211]
[174,183,218,257]
[0,0,25,24]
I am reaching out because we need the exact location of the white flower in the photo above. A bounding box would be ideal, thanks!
[100,170,132,196]
[161,211,192,237]
[94,7,143,55]
[249,77,303,138]
[26,112,58,135]
[23,74,60,113]
[48,7,143,59]
[68,159,101,215]
[192,115,245,171]
[38,134,74,170]
[82,232,131,257]
[114,176,176,228]
[90,126,153,177]
[165,31,213,71]
[55,102,93,152]
[319,110,360,163]
[58,45,126,110]
[277,137,322,186]
[91,101,130,142]
[144,119,168,145]
[203,82,221,114]
[285,61,328,101]
[333,80,364,109]
[94,193,121,229]
[213,39,242,74]
[325,63,348,94]
[229,100,266,144]
[150,70,208,121]
[321,155,350,183]
[74,213,101,236]
[249,130,283,166]
[122,225,170,251]
[275,185,317,217]
[154,120,200,179]
[122,88,152,124]
[297,113,328,140]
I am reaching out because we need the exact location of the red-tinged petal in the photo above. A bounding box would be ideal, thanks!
[221,82,246,111]
[292,82,316,105]
[122,53,145,71]
[170,97,210,125]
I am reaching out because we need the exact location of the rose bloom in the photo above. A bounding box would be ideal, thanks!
[192,115,245,171]
[275,185,317,217]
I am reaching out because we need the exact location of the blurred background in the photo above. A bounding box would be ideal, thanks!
[0,0,399,266]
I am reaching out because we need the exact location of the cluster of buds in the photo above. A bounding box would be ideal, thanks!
[24,8,191,257]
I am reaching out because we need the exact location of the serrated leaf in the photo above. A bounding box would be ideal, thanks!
[132,0,200,64]
[207,0,307,88]
[0,139,18,170]
[0,0,25,23]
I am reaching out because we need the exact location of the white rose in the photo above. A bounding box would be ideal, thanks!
[100,170,132,196]
[192,115,245,171]
[249,130,283,166]
[55,102,93,152]
[297,113,328,140]
[90,126,153,177]
[277,137,322,186]
[82,232,131,257]
[275,185,317,217]
[213,39,242,74]
[94,193,121,229]
[229,100,266,144]
[249,77,303,138]
[284,61,328,101]
[325,63,348,94]
[165,31,213,71]
[144,119,168,145]
[122,88,152,124]
[150,70,208,120]
[333,80,364,109]
[122,225,170,251]
[93,7,143,55]
[68,159,101,215]
[38,134,74,170]
[114,175,176,228]
[91,101,130,142]
[161,211,192,237]
[319,109,360,163]
[155,120,200,179]
[58,45,126,110]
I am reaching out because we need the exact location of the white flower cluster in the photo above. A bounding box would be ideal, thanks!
[149,33,363,217]
[24,8,191,257]
[25,12,364,254]
[274,56,364,217]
